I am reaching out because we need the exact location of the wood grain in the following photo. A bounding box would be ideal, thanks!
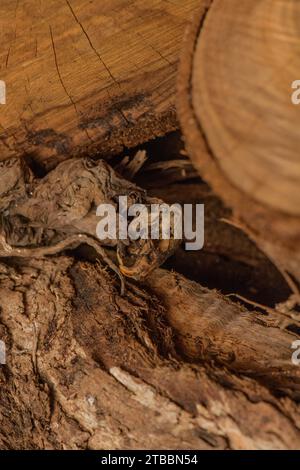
[178,0,300,280]
[191,0,300,215]
[0,0,199,167]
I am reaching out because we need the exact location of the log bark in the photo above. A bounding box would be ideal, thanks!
[178,0,300,282]
[0,0,199,169]
[1,0,300,451]
[1,256,300,450]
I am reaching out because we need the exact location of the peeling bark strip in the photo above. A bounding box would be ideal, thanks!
[0,0,200,167]
[0,157,180,283]
[0,257,300,449]
[177,0,300,282]
[146,270,300,399]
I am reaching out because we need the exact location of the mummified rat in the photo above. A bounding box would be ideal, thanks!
[0,157,181,293]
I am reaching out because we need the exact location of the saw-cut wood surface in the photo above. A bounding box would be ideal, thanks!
[187,0,300,215]
[178,0,300,281]
[0,0,199,168]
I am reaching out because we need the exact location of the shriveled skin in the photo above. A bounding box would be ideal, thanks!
[0,158,181,287]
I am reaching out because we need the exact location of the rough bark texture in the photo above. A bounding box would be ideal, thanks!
[1,135,300,450]
[0,157,180,283]
[0,0,199,169]
[1,0,300,451]
[1,257,300,450]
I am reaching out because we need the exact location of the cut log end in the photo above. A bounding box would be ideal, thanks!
[178,0,300,280]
